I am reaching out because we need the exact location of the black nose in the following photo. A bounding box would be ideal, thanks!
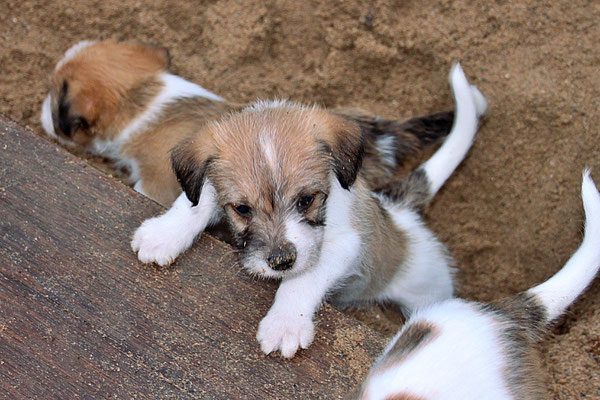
[267,245,297,271]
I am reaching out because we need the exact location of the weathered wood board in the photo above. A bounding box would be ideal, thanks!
[0,115,386,399]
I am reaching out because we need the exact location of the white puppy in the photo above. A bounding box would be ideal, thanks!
[355,171,600,400]
[132,64,487,358]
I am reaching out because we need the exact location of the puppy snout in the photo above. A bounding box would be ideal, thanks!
[267,244,297,271]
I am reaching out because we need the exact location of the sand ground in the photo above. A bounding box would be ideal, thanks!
[1,0,599,398]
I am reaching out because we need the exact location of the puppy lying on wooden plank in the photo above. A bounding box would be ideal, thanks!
[132,64,487,358]
[41,39,455,207]
[354,171,600,400]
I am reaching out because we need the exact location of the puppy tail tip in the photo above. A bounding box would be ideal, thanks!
[528,170,600,322]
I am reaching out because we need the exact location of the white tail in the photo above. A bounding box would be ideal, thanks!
[528,170,600,321]
[421,63,488,196]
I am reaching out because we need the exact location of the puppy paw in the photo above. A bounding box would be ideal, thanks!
[257,311,314,358]
[131,216,194,266]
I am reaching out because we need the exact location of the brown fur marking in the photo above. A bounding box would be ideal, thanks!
[483,293,549,400]
[375,321,439,373]
[330,178,409,304]
[334,108,453,190]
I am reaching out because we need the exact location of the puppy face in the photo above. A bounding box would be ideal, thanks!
[172,102,364,278]
[41,39,170,148]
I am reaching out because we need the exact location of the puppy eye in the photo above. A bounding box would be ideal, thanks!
[69,116,89,133]
[297,195,314,212]
[75,116,89,130]
[233,204,252,217]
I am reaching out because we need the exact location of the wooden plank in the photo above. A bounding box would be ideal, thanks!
[0,115,386,399]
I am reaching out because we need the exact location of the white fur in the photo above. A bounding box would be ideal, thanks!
[131,183,219,266]
[422,64,487,196]
[118,73,223,145]
[378,203,454,312]
[41,94,56,138]
[259,131,278,170]
[55,40,96,71]
[361,300,512,400]
[257,175,362,358]
[283,216,322,275]
[245,99,292,112]
[528,170,600,321]
[374,134,397,168]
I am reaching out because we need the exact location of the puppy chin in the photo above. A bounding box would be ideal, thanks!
[242,256,285,279]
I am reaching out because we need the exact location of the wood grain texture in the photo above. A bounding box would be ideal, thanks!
[0,115,385,399]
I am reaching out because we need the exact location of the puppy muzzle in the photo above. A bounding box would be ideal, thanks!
[267,243,297,271]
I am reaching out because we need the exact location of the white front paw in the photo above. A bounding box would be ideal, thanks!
[131,216,194,266]
[257,311,314,358]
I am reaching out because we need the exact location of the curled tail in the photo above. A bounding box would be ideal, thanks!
[377,63,487,209]
[527,170,600,322]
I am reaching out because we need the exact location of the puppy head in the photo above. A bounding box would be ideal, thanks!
[41,39,170,148]
[172,101,364,278]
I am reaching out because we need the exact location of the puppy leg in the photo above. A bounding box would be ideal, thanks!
[256,238,360,358]
[257,179,362,358]
[131,181,219,266]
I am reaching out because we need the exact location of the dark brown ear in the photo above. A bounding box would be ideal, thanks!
[170,133,216,206]
[318,113,365,189]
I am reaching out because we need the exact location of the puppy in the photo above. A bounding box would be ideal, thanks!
[131,64,487,358]
[41,39,456,207]
[354,171,600,400]
[40,39,238,206]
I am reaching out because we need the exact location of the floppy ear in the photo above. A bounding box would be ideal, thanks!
[170,133,216,206]
[318,113,365,189]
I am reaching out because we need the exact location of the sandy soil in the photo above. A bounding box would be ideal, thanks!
[1,0,599,398]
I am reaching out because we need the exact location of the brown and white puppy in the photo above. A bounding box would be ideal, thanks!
[354,171,600,400]
[41,39,456,207]
[132,64,487,358]
[40,39,240,206]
